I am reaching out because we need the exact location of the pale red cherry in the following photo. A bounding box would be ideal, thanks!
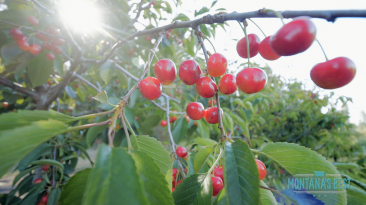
[53,38,65,46]
[27,16,39,26]
[17,41,30,51]
[36,32,49,41]
[51,45,62,55]
[258,36,280,60]
[236,68,267,94]
[236,34,260,58]
[15,36,27,43]
[218,74,237,95]
[204,107,223,124]
[207,53,227,77]
[179,60,201,85]
[255,159,267,180]
[214,165,224,182]
[139,77,162,100]
[46,53,55,61]
[29,44,42,55]
[154,59,177,85]
[9,28,24,41]
[211,176,224,196]
[195,76,217,98]
[186,102,205,120]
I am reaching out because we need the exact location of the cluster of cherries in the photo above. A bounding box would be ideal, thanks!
[9,15,65,61]
[33,164,51,205]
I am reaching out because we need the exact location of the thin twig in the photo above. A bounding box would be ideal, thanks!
[0,77,38,99]
[73,73,101,92]
[120,109,132,152]
[31,0,54,14]
[0,20,64,38]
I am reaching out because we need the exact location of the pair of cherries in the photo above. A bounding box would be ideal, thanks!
[186,102,222,124]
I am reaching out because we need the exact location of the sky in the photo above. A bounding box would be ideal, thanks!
[173,0,366,124]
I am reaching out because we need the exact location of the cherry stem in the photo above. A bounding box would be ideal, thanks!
[195,93,198,102]
[243,20,251,66]
[207,145,223,176]
[237,21,246,36]
[315,39,329,61]
[211,142,221,176]
[211,98,213,107]
[204,37,217,53]
[262,9,285,25]
[121,109,132,152]
[123,110,136,136]
[248,18,267,37]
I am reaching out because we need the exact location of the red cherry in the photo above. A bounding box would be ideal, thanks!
[211,176,224,196]
[270,17,316,56]
[236,34,260,58]
[2,102,9,108]
[47,81,52,85]
[52,46,62,55]
[27,16,39,26]
[42,165,50,171]
[310,57,356,89]
[40,195,48,204]
[29,44,42,55]
[46,53,55,61]
[179,60,201,85]
[204,107,223,124]
[154,59,176,85]
[186,102,205,120]
[196,76,217,98]
[74,84,79,89]
[172,168,178,177]
[176,147,187,158]
[34,178,43,184]
[236,68,267,94]
[43,42,52,51]
[259,36,280,60]
[255,159,267,180]
[135,116,138,121]
[214,165,224,182]
[53,38,65,46]
[15,36,27,43]
[47,27,60,36]
[9,28,24,40]
[36,32,49,42]
[139,77,162,100]
[218,74,237,95]
[207,53,227,77]
[17,41,30,51]
[193,122,197,126]
[171,116,177,122]
[172,188,175,192]
[144,36,152,41]
[161,120,167,127]
[176,180,182,187]
[115,80,119,84]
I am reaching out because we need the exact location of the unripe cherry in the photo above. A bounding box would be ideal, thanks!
[195,76,217,98]
[207,53,227,77]
[176,146,187,158]
[186,102,205,120]
[179,60,201,85]
[139,77,162,100]
[154,59,176,85]
[218,74,237,95]
[236,68,267,94]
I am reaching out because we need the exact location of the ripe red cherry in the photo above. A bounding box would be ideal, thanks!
[47,81,53,85]
[176,180,182,187]
[46,53,55,61]
[204,107,223,124]
[214,165,224,182]
[172,168,178,177]
[154,59,176,85]
[270,17,316,56]
[139,77,162,100]
[15,36,27,43]
[172,188,175,192]
[36,32,49,42]
[196,76,217,98]
[161,120,167,127]
[170,116,177,123]
[42,165,50,171]
[236,34,260,58]
[207,53,227,77]
[34,178,43,184]
[17,41,30,52]
[74,84,79,89]
[29,44,42,55]
[259,36,280,60]
[27,16,39,26]
[186,102,205,120]
[218,74,237,95]
[2,102,9,108]
[53,38,65,46]
[9,28,24,40]
[47,27,60,36]
[40,195,48,204]
[176,146,187,158]
[310,57,356,89]
[179,60,201,85]
[236,68,267,94]
[211,176,224,196]
[255,159,267,180]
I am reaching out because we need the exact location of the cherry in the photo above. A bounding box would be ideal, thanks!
[42,165,50,171]
[218,74,237,95]
[53,38,65,46]
[43,42,52,51]
[176,146,187,158]
[36,32,49,42]
[139,77,162,100]
[74,84,79,89]
[46,53,55,61]
[160,120,167,127]
[47,27,60,36]
[179,60,201,85]
[135,116,139,121]
[172,168,178,177]
[270,17,316,56]
[176,180,182,187]
[34,178,43,184]
[29,44,42,55]
[236,34,260,58]
[115,80,119,84]
[214,165,224,182]
[2,102,9,108]
[52,46,62,55]
[186,102,205,120]
[194,122,197,126]
[204,107,223,124]
[9,28,24,41]
[17,41,30,52]
[207,99,216,106]
[15,36,27,43]
[154,59,176,85]
[27,16,39,26]
[196,76,217,98]
[185,116,190,122]
[258,36,280,60]
[40,195,48,204]
[207,53,227,77]
[144,36,152,41]
[172,179,176,187]
[172,188,175,192]
[236,68,267,94]
[170,116,177,123]
[255,159,267,180]
[211,176,224,196]
[310,57,356,89]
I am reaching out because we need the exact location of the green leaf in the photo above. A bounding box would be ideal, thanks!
[131,151,174,205]
[27,51,54,87]
[224,140,260,205]
[13,165,43,185]
[172,117,188,143]
[196,120,210,138]
[228,113,250,141]
[194,146,214,173]
[100,60,115,84]
[140,115,161,133]
[86,116,108,147]
[19,180,47,205]
[172,13,190,22]
[92,90,109,104]
[173,174,212,205]
[15,143,52,171]
[223,114,233,132]
[195,7,210,17]
[65,85,77,99]
[82,144,148,205]
[211,0,218,8]
[260,142,347,205]
[347,185,366,204]
[47,188,61,205]
[30,159,64,170]
[0,120,68,178]
[259,181,277,205]
[1,42,23,65]
[54,54,64,75]
[131,135,172,187]
[194,138,217,147]
[59,168,91,205]
[116,68,128,88]
[333,162,359,170]
[199,24,210,37]
[213,188,228,205]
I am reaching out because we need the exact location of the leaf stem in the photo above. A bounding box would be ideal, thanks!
[123,110,136,136]
[68,120,110,132]
[248,18,267,37]
[121,109,132,152]
[71,109,115,122]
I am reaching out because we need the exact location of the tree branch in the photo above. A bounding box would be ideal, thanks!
[0,77,38,99]
[0,20,64,38]
[73,73,101,92]
[31,0,54,14]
